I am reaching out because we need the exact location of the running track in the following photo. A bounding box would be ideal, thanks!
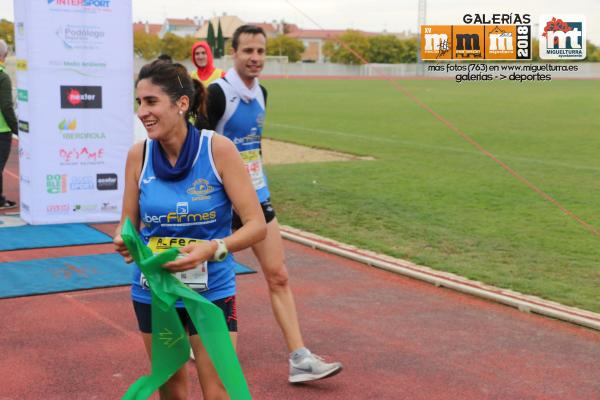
[2,141,600,399]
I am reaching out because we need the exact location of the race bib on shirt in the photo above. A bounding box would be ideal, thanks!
[140,236,208,291]
[240,149,266,190]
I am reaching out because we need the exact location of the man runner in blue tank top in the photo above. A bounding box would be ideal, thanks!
[206,25,342,384]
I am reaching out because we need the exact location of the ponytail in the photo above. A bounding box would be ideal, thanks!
[136,60,209,128]
[190,78,210,129]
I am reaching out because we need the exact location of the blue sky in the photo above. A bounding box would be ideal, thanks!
[1,0,598,45]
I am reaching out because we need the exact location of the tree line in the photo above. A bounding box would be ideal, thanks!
[2,19,600,63]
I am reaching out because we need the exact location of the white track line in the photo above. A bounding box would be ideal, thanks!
[280,225,600,332]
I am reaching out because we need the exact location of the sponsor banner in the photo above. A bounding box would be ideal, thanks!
[59,146,105,165]
[47,0,112,14]
[100,201,118,213]
[72,203,98,213]
[18,120,29,133]
[47,204,71,215]
[46,174,68,194]
[55,24,106,51]
[420,25,531,60]
[16,22,25,39]
[58,118,107,140]
[539,15,586,60]
[69,175,96,191]
[15,0,132,224]
[18,146,31,160]
[17,89,28,102]
[16,59,28,70]
[60,85,102,109]
[96,173,118,190]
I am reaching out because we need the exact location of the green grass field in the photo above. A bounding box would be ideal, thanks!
[260,78,600,312]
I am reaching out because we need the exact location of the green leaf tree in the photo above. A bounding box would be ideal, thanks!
[267,35,305,62]
[0,19,14,49]
[398,37,418,63]
[160,33,196,61]
[586,40,600,61]
[216,19,225,58]
[207,21,216,56]
[530,38,540,62]
[323,30,369,64]
[134,30,161,59]
[366,35,404,63]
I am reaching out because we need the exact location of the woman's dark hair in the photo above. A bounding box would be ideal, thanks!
[191,79,211,130]
[157,53,173,63]
[136,59,207,123]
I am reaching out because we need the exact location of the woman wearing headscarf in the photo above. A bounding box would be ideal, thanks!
[190,41,225,86]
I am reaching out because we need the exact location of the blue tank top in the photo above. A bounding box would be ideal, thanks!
[132,130,236,305]
[214,78,270,202]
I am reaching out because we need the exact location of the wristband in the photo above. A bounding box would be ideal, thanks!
[212,239,228,262]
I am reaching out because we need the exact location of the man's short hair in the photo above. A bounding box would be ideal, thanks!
[231,25,267,50]
[0,39,8,58]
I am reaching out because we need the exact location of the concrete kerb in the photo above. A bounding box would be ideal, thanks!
[280,225,600,332]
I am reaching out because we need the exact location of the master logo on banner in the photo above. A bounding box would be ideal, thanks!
[97,173,118,190]
[60,86,102,109]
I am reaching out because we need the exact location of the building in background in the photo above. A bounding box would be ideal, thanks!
[133,21,162,36]
[246,21,280,39]
[131,14,416,63]
[287,29,378,62]
[159,18,200,38]
[195,15,244,40]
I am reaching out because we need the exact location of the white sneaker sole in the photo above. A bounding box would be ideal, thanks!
[289,364,343,383]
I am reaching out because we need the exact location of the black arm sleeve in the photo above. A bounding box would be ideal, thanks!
[0,75,18,135]
[206,83,226,130]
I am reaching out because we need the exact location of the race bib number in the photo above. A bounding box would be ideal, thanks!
[172,254,208,290]
[240,149,266,190]
[140,236,209,291]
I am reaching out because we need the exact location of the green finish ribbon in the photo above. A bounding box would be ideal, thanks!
[120,218,251,400]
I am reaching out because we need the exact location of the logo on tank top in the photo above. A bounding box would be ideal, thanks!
[143,202,217,227]
[187,179,213,201]
[233,132,260,146]
[176,202,188,214]
[142,176,156,185]
[256,113,265,128]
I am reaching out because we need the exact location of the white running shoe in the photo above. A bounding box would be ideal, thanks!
[289,353,343,383]
[0,200,17,210]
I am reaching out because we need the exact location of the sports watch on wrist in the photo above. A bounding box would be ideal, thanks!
[212,239,228,262]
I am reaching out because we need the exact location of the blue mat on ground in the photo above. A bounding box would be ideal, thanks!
[0,253,256,299]
[0,223,113,251]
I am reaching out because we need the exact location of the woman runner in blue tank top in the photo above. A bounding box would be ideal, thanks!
[113,60,266,400]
